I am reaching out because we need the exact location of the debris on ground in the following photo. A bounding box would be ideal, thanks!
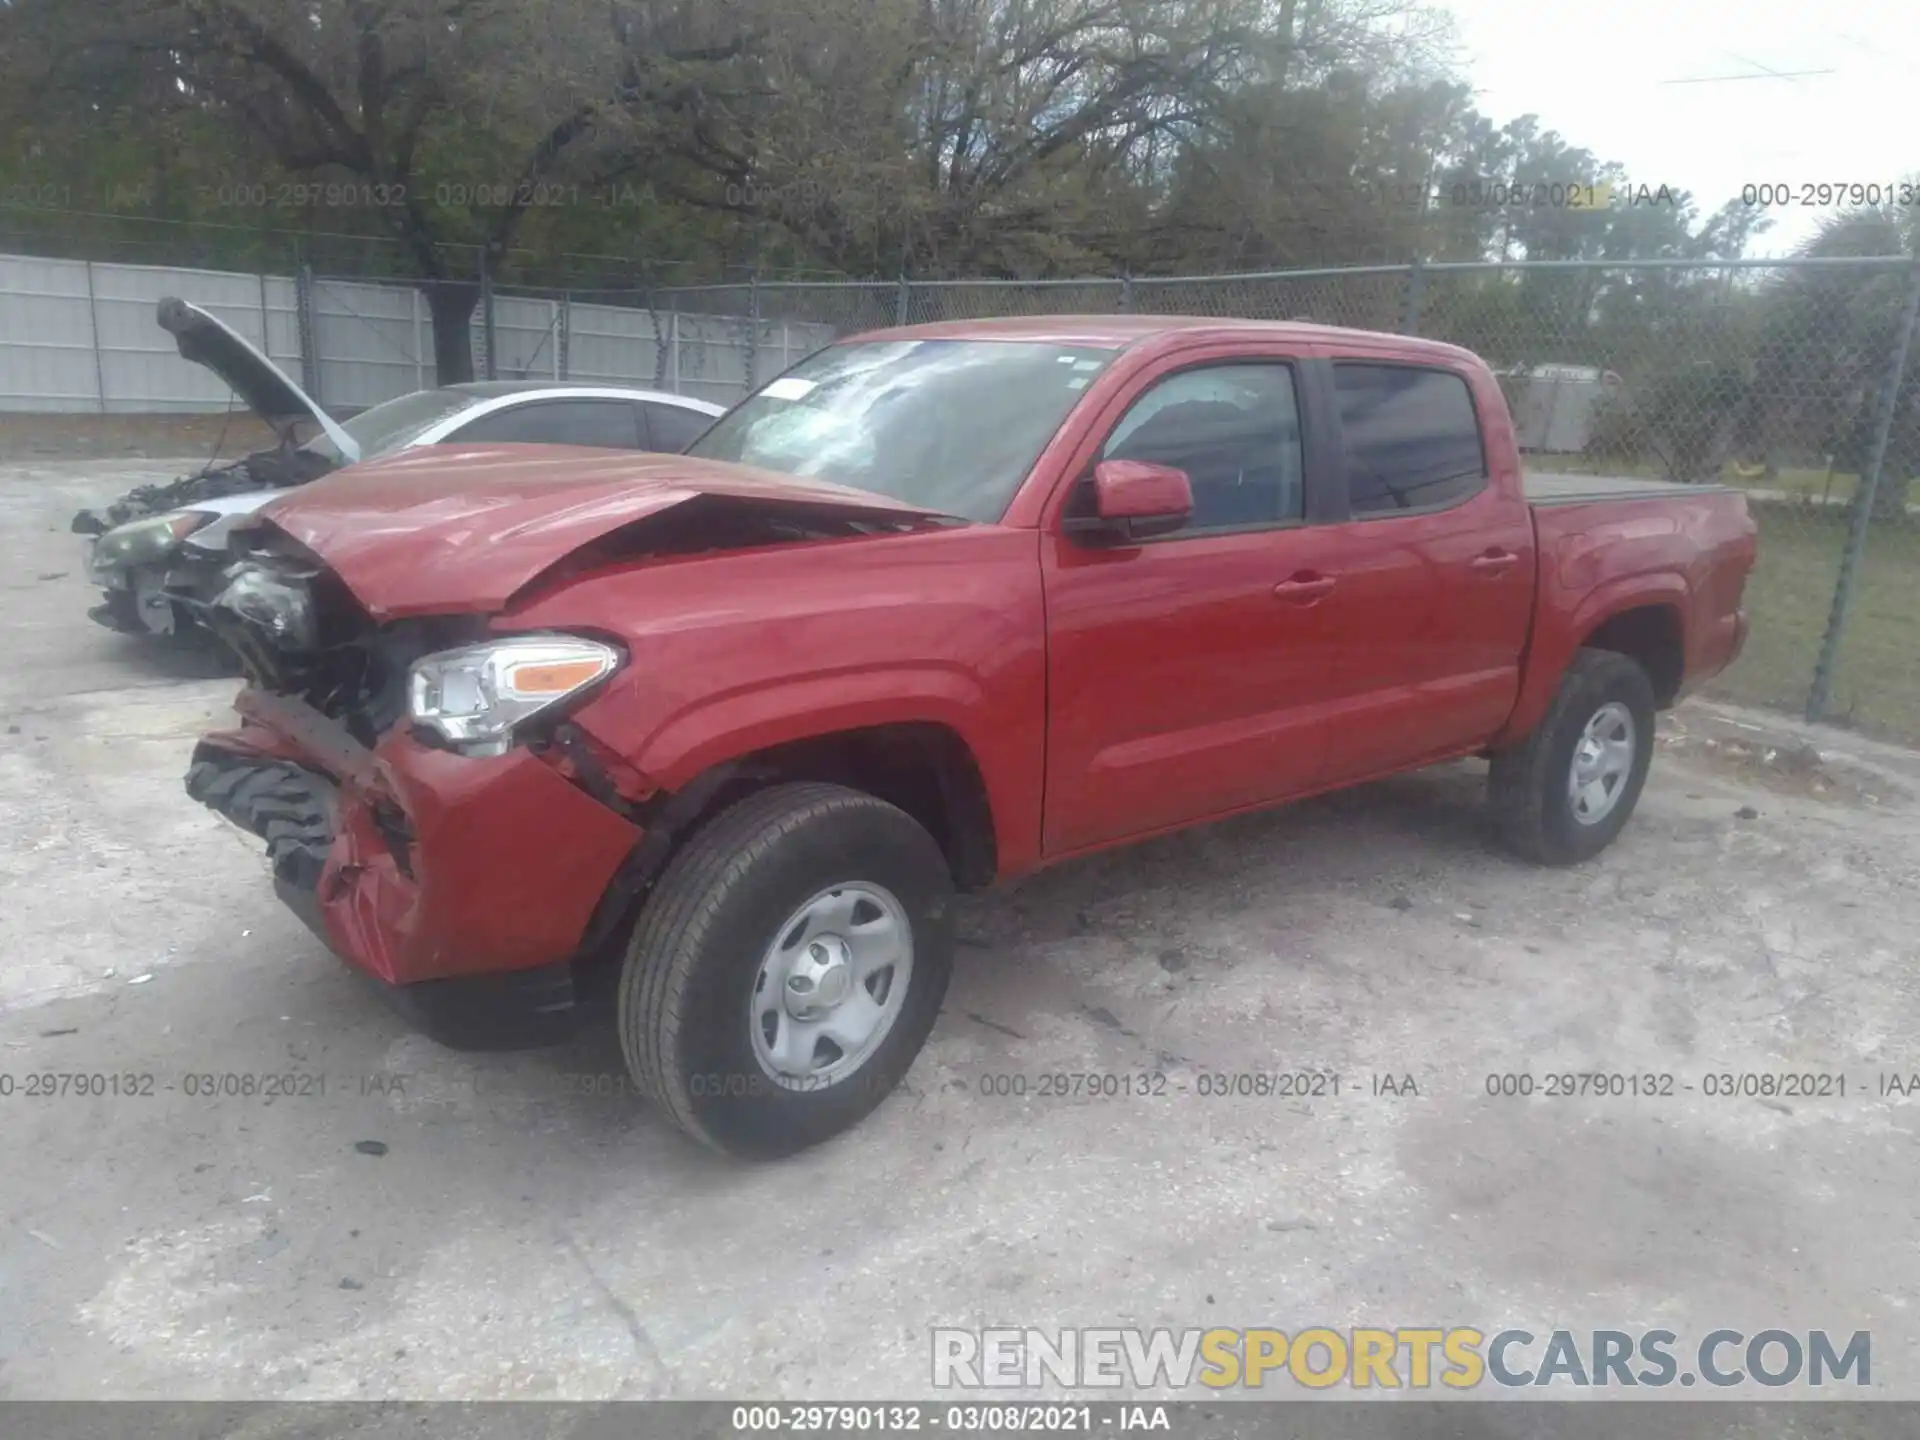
[1660,714,1905,807]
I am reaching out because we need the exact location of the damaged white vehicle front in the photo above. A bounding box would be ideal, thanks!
[75,297,367,643]
[75,296,721,645]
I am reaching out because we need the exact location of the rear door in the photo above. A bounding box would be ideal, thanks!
[1041,349,1346,854]
[1310,360,1536,785]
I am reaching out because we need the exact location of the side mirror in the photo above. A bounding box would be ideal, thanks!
[1066,460,1193,543]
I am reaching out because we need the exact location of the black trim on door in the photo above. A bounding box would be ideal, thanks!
[640,399,720,454]
[1295,356,1350,525]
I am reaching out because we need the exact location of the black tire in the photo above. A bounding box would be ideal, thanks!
[617,782,955,1159]
[1489,648,1657,866]
[185,754,335,886]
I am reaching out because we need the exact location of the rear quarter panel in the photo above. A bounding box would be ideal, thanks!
[1495,488,1758,746]
[500,524,1050,877]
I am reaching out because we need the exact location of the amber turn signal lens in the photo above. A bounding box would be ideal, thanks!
[509,659,608,696]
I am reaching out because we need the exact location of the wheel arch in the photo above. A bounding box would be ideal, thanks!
[1495,573,1691,748]
[677,720,1001,892]
[574,718,1000,970]
[1580,600,1686,707]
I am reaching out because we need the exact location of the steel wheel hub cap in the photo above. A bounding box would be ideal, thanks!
[749,882,913,1089]
[1569,701,1636,826]
[785,936,854,1015]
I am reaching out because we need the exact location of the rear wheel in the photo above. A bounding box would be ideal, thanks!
[1490,648,1657,865]
[617,782,954,1158]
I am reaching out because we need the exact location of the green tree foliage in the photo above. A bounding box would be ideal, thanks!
[1744,206,1920,514]
[1,0,1891,384]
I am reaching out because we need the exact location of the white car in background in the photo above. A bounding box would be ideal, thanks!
[74,296,724,645]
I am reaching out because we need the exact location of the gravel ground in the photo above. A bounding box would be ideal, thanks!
[2,456,1918,1407]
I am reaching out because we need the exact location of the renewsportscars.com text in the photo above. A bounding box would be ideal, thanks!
[931,1327,1871,1391]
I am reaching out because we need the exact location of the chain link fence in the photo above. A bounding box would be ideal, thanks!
[6,244,1914,743]
[1395,258,1920,746]
[608,257,1918,746]
[211,256,1920,746]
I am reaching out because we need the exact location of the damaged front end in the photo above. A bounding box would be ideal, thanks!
[75,295,354,536]
[72,447,335,537]
[188,531,471,738]
[182,446,962,1047]
[185,527,641,1047]
[75,449,337,645]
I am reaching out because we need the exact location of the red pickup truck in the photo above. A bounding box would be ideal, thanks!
[185,316,1757,1157]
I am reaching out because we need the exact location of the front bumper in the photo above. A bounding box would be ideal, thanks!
[88,552,229,640]
[188,692,642,1048]
[86,557,175,637]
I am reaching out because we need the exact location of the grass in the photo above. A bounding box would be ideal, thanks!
[1701,501,1920,746]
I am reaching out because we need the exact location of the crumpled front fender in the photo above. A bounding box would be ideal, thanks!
[192,696,642,985]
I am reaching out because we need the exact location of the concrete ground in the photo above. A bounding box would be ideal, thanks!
[3,457,1919,1404]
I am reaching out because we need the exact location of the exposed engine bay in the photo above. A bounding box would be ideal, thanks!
[191,529,486,747]
[190,492,903,750]
[182,528,474,894]
[71,444,335,536]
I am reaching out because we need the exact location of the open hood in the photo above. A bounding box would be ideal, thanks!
[252,445,952,619]
[156,297,361,463]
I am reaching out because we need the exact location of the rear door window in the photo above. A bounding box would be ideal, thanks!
[1332,364,1486,515]
[643,401,716,452]
[446,399,643,449]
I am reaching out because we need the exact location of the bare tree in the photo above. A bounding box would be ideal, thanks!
[13,0,760,379]
[640,0,1295,276]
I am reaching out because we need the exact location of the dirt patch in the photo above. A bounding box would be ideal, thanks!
[0,413,279,462]
[1657,711,1909,808]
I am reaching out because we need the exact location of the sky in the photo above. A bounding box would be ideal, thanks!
[1443,0,1918,255]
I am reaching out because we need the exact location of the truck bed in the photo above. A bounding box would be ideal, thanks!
[1505,471,1757,748]
[1524,472,1729,506]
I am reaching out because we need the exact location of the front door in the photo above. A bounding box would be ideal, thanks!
[1041,357,1341,854]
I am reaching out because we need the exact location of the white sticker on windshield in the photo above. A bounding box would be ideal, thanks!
[762,376,816,400]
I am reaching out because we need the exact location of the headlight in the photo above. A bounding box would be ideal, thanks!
[212,565,317,650]
[90,510,215,572]
[407,635,621,755]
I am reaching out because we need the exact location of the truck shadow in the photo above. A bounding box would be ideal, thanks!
[100,633,240,681]
[518,759,1507,1149]
[130,757,1511,1164]
[958,759,1498,949]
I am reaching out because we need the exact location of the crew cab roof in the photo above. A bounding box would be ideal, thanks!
[844,313,1479,364]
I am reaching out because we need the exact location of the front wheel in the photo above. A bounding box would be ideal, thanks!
[1489,648,1657,865]
[617,782,955,1159]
